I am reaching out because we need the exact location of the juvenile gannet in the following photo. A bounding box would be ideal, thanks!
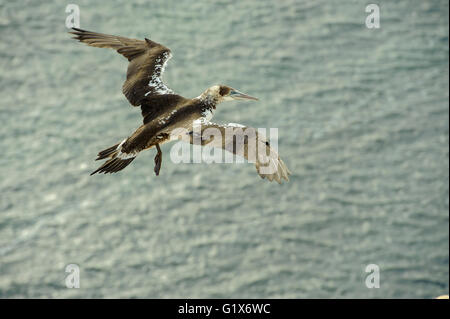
[69,28,290,183]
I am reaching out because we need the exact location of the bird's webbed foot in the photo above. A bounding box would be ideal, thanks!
[154,144,162,176]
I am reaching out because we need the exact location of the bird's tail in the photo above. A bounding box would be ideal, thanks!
[90,141,136,175]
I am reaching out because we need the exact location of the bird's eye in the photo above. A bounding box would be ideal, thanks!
[219,86,230,96]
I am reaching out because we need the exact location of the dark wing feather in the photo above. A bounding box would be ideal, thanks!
[189,123,291,183]
[140,94,186,124]
[70,28,173,106]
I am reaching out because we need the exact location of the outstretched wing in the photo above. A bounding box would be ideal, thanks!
[188,123,291,183]
[140,94,186,124]
[70,28,174,106]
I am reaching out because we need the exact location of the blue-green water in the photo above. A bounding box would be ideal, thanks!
[0,0,448,298]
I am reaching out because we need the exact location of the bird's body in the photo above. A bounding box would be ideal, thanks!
[70,28,290,183]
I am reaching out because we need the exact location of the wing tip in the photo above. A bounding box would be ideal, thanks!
[256,159,291,184]
[68,27,87,36]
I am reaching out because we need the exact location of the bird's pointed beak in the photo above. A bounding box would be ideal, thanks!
[230,89,259,101]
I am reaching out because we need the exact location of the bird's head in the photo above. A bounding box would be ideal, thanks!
[202,85,258,104]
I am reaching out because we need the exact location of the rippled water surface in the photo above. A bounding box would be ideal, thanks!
[0,0,448,298]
